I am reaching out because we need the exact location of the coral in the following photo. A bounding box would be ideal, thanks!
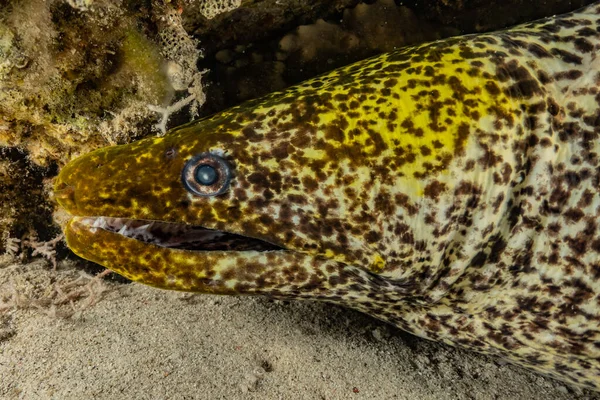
[23,233,64,270]
[189,0,365,54]
[0,0,169,166]
[183,0,243,21]
[64,0,95,10]
[3,237,20,257]
[0,0,233,166]
[0,0,228,253]
[149,1,207,134]
[148,89,200,135]
[0,258,113,319]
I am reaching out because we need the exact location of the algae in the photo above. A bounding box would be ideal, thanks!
[0,0,224,253]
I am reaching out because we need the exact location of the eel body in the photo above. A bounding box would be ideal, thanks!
[55,2,600,390]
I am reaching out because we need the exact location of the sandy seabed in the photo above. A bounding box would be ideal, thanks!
[0,259,598,400]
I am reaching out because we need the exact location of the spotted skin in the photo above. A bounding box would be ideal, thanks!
[55,2,600,390]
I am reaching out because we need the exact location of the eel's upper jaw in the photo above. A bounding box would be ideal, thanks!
[55,171,288,255]
[69,216,285,253]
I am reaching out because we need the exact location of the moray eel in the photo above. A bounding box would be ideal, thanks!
[55,2,600,390]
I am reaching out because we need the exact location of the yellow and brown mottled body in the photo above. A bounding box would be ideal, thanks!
[55,2,600,390]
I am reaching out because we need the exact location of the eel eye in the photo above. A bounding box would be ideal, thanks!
[182,153,232,197]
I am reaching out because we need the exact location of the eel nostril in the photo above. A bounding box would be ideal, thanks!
[53,184,76,208]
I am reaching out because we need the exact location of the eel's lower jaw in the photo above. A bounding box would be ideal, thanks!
[73,216,285,252]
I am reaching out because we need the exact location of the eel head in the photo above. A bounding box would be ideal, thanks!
[54,109,403,302]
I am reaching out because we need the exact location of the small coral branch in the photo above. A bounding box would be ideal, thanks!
[148,68,206,134]
[148,91,198,135]
[4,237,20,257]
[148,2,206,135]
[23,233,64,270]
[0,267,114,319]
[45,269,112,318]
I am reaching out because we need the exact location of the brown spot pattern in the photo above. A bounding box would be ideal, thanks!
[55,2,600,392]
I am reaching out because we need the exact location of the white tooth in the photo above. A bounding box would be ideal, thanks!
[118,225,128,235]
[90,217,107,229]
[82,217,94,226]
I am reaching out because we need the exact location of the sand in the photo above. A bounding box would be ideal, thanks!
[0,259,598,400]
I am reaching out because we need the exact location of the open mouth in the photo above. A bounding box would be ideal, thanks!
[76,216,283,252]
